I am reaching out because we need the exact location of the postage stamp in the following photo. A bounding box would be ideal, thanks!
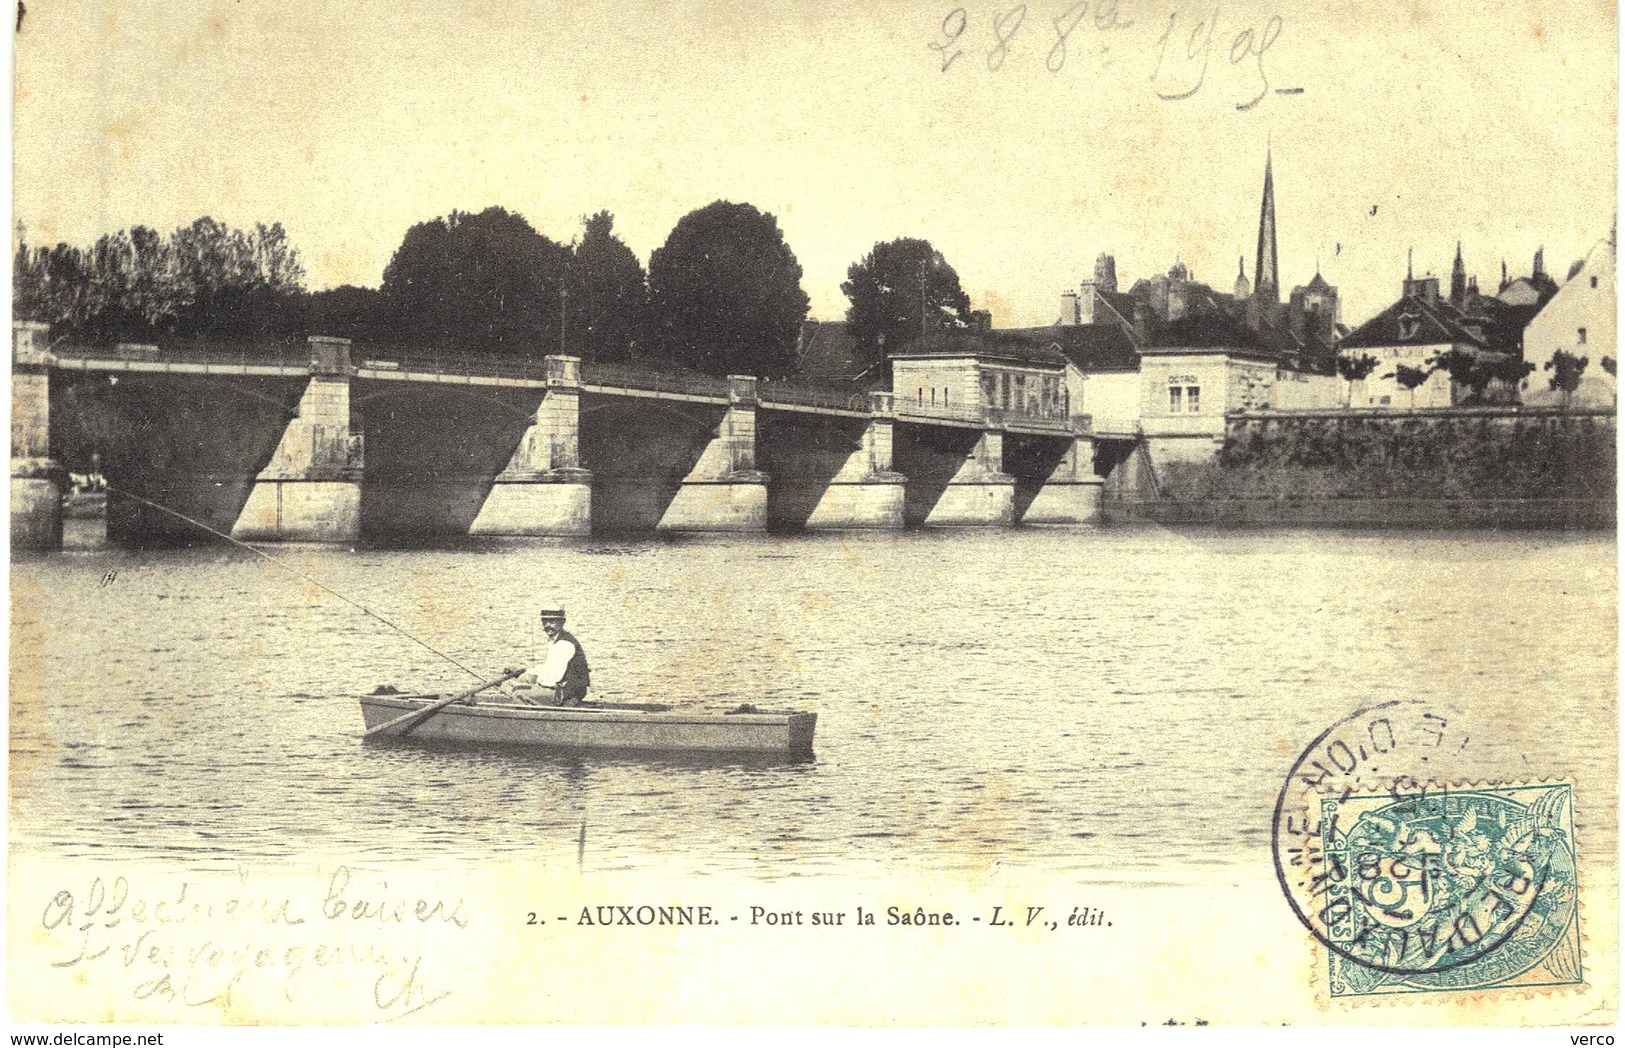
[1317,781,1583,1000]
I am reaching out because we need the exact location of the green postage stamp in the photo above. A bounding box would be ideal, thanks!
[1319,781,1583,1000]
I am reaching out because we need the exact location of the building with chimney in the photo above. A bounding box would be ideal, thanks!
[1017,150,1341,462]
[1340,246,1556,408]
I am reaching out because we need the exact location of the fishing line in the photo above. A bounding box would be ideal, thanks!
[102,484,484,681]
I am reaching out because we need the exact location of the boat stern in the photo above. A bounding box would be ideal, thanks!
[786,711,817,757]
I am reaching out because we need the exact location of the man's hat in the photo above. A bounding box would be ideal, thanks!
[538,605,567,621]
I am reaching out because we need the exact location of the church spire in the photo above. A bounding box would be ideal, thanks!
[1253,148,1279,303]
[1450,240,1467,304]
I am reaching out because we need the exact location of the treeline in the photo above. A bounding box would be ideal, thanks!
[15,204,978,381]
[1158,414,1616,501]
[13,218,306,344]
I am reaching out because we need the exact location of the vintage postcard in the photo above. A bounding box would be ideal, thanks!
[7,0,1617,1032]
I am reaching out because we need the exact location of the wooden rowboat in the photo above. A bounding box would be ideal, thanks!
[359,693,817,757]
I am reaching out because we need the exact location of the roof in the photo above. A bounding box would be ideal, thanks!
[1496,273,1560,308]
[1002,324,1140,371]
[797,320,867,381]
[1342,294,1481,350]
[889,329,1067,368]
[1093,290,1143,334]
[1146,311,1274,355]
[1341,289,1538,353]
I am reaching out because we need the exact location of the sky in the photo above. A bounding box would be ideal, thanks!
[11,0,1619,331]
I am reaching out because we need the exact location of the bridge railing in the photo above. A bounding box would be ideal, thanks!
[580,360,730,399]
[891,397,1076,432]
[892,399,987,425]
[985,408,1076,433]
[376,349,552,382]
[1089,416,1141,436]
[757,380,872,413]
[54,341,311,370]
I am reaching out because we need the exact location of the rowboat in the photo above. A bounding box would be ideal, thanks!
[358,693,817,757]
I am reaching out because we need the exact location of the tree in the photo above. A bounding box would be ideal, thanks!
[1545,349,1590,409]
[1384,363,1433,409]
[1336,352,1379,407]
[167,218,306,341]
[1479,355,1535,405]
[648,201,810,378]
[13,218,305,343]
[1427,348,1494,405]
[566,211,648,364]
[380,207,571,356]
[302,285,388,344]
[841,238,972,375]
[1602,356,1616,378]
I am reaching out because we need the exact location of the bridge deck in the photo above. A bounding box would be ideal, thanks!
[49,348,1087,434]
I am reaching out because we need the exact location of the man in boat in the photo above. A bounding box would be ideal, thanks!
[501,605,591,707]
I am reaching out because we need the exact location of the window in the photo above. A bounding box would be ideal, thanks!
[1578,327,1588,345]
[1591,276,1599,289]
[1397,313,1420,340]
[1168,376,1201,414]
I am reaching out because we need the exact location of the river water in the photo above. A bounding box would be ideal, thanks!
[9,524,1617,878]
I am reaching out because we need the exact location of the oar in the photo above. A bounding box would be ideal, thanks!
[363,669,524,738]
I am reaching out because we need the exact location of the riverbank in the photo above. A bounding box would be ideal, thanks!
[1104,497,1615,530]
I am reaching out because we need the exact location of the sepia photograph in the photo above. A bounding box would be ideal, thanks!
[7,0,1618,1030]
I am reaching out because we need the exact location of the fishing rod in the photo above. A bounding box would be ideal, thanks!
[101,484,485,681]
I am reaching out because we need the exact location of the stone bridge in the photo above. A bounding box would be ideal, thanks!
[12,323,1106,548]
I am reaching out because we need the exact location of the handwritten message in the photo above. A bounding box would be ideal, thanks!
[928,2,1303,110]
[34,866,468,1021]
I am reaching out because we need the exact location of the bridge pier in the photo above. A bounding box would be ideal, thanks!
[471,356,592,536]
[233,336,361,543]
[1017,433,1103,525]
[658,375,767,533]
[11,322,63,552]
[802,392,906,530]
[926,430,1014,526]
[900,425,1014,527]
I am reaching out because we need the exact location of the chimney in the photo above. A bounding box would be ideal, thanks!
[1060,291,1080,326]
[1093,253,1118,294]
[970,309,992,334]
[1132,299,1152,345]
[1078,282,1097,324]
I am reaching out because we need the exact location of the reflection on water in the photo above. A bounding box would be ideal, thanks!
[10,525,1617,878]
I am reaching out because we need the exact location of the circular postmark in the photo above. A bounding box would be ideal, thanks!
[1272,701,1580,992]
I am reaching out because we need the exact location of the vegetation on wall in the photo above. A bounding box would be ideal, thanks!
[1156,414,1616,501]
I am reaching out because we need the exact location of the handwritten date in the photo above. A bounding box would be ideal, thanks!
[929,2,1299,111]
